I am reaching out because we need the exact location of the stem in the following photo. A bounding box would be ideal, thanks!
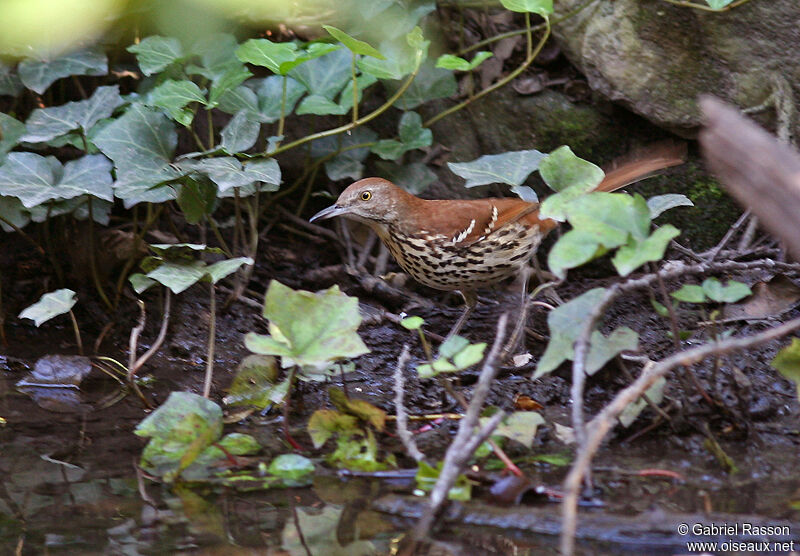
[131,289,172,375]
[264,58,422,159]
[659,0,752,11]
[68,309,84,355]
[86,198,113,311]
[282,366,303,450]
[207,109,214,150]
[350,52,359,123]
[207,217,233,256]
[276,75,288,145]
[203,282,216,398]
[424,13,550,128]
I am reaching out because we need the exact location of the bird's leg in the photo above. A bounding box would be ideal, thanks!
[445,290,477,341]
[502,265,530,358]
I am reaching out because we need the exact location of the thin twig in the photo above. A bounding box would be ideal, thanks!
[131,289,172,374]
[560,316,800,555]
[393,345,426,463]
[203,283,216,398]
[412,314,508,541]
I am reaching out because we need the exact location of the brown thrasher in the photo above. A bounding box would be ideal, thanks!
[310,144,685,339]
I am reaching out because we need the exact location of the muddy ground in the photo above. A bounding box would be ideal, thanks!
[2,214,800,554]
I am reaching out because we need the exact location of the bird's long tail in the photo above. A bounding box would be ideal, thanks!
[595,141,687,193]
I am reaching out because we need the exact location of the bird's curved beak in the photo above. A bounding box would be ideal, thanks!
[309,204,347,222]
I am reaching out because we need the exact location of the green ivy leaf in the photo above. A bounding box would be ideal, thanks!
[21,85,124,143]
[671,284,707,303]
[705,0,734,9]
[702,278,752,303]
[18,47,107,93]
[539,145,603,193]
[416,461,472,501]
[323,26,385,59]
[328,387,386,431]
[254,76,307,123]
[176,177,216,224]
[483,411,545,448]
[0,195,30,232]
[448,149,546,187]
[585,327,639,374]
[547,229,604,279]
[135,392,222,482]
[278,43,341,75]
[203,257,253,284]
[612,224,680,277]
[500,0,554,16]
[371,111,431,160]
[387,62,456,110]
[223,354,279,409]
[400,315,425,330]
[220,110,260,154]
[618,377,666,427]
[0,113,25,164]
[289,48,351,101]
[18,288,76,326]
[311,126,377,181]
[534,288,605,377]
[374,161,437,194]
[128,36,184,76]
[647,193,693,219]
[307,409,359,448]
[244,280,369,367]
[435,51,493,71]
[0,62,23,96]
[771,338,800,400]
[236,38,298,75]
[207,65,253,107]
[0,152,113,208]
[146,79,206,126]
[268,454,315,484]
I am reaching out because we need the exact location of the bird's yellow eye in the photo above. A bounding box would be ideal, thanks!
[360,191,372,201]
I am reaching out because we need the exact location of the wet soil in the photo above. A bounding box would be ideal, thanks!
[2,226,800,554]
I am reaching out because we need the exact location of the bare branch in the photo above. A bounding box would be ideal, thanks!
[560,316,800,555]
[393,344,426,463]
[412,313,509,541]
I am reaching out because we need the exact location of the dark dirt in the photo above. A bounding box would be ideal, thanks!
[2,214,800,554]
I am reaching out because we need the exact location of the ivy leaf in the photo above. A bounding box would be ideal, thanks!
[671,284,706,303]
[290,48,351,103]
[448,149,546,188]
[387,62,456,110]
[371,111,431,160]
[236,39,298,75]
[702,278,752,303]
[94,104,180,206]
[268,454,314,484]
[705,0,734,9]
[416,461,472,501]
[311,126,377,181]
[0,196,30,232]
[539,145,603,193]
[618,377,666,427]
[612,225,680,276]
[323,26,385,59]
[128,36,184,76]
[548,229,604,279]
[223,355,279,409]
[18,288,76,326]
[534,288,605,378]
[207,65,253,107]
[771,338,800,400]
[220,110,260,154]
[435,51,493,71]
[277,43,341,74]
[647,193,693,219]
[374,161,437,194]
[244,280,369,368]
[254,76,307,123]
[146,79,206,126]
[203,257,253,284]
[483,411,545,448]
[216,85,259,118]
[180,157,280,194]
[18,47,107,94]
[500,0,554,16]
[176,177,216,224]
[22,85,124,143]
[0,153,113,208]
[357,37,418,80]
[0,112,26,163]
[135,391,222,482]
[328,387,386,431]
[585,327,639,375]
[308,409,359,448]
[337,73,379,113]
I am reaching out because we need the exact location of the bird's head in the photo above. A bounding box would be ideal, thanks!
[309,177,410,226]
